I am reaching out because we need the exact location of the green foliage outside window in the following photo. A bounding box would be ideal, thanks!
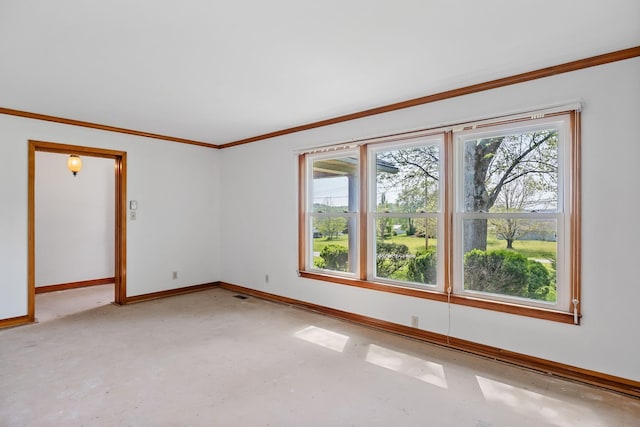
[406,249,437,285]
[315,244,349,271]
[376,242,409,278]
[464,249,554,302]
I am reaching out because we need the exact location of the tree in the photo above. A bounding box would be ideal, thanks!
[316,216,346,241]
[377,192,392,239]
[377,146,439,249]
[396,187,423,235]
[490,177,537,249]
[463,129,558,252]
[314,196,349,241]
[375,129,557,254]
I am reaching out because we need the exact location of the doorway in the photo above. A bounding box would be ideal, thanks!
[28,140,127,322]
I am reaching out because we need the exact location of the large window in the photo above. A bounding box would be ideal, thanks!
[306,151,360,276]
[454,118,568,308]
[299,110,580,324]
[369,137,444,288]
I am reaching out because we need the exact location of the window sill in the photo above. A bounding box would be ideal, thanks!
[299,271,578,325]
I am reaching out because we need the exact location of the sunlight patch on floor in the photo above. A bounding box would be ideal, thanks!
[366,344,448,389]
[476,375,603,427]
[294,325,350,352]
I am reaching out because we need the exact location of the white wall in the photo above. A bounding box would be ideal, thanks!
[219,57,640,381]
[1,55,637,383]
[35,152,115,286]
[0,117,221,318]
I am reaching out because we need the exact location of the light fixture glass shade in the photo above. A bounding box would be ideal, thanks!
[68,155,82,176]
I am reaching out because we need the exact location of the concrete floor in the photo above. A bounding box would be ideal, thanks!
[1,286,638,426]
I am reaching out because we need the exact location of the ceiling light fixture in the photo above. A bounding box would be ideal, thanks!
[67,154,82,176]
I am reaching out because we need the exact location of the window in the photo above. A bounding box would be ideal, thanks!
[305,151,360,276]
[454,117,568,308]
[369,137,444,288]
[299,110,580,324]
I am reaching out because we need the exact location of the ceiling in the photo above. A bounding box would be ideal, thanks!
[1,1,638,146]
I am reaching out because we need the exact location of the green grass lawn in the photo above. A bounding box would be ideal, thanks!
[486,238,556,260]
[313,234,556,260]
[313,235,349,253]
[382,235,436,253]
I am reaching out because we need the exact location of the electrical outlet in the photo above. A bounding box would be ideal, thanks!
[172,271,178,280]
[130,211,137,220]
[411,315,419,328]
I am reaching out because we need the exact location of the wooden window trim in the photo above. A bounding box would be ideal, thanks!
[299,271,575,324]
[570,110,582,319]
[298,109,581,325]
[298,153,307,273]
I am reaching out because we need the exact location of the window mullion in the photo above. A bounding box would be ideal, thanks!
[359,144,368,280]
[298,153,307,272]
[570,110,581,321]
[444,131,454,295]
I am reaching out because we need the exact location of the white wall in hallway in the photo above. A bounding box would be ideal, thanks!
[35,152,115,286]
[0,117,221,318]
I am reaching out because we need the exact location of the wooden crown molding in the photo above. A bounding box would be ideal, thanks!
[0,107,218,149]
[219,45,640,149]
[1,47,638,150]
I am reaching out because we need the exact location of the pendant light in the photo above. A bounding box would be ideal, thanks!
[67,155,82,176]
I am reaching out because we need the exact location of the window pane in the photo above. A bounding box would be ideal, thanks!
[375,145,440,213]
[462,128,559,213]
[375,217,437,286]
[312,156,358,213]
[462,218,557,303]
[312,216,354,273]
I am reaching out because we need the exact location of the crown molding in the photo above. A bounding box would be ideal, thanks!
[219,45,640,149]
[0,107,218,149]
[2,46,638,150]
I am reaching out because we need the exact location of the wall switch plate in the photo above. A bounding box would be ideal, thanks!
[129,200,138,210]
[411,315,419,328]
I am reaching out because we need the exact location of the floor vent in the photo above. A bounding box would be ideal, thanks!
[233,294,249,300]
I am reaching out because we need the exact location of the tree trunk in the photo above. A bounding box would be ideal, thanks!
[463,218,488,253]
[506,239,514,249]
[463,137,503,253]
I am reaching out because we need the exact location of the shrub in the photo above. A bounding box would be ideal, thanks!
[527,260,551,297]
[464,249,529,298]
[376,242,410,278]
[464,249,554,301]
[406,249,437,284]
[315,244,349,271]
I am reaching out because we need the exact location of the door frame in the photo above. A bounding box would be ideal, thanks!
[28,140,127,321]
